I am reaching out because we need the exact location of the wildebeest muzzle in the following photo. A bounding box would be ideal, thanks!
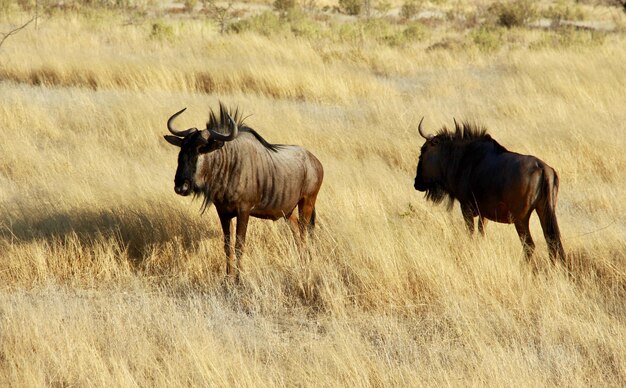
[175,180,192,196]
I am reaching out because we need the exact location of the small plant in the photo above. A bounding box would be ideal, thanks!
[339,0,361,16]
[374,0,391,16]
[400,0,422,21]
[203,0,237,34]
[542,0,586,26]
[487,0,537,28]
[149,21,174,41]
[471,26,503,52]
[530,27,607,49]
[402,22,428,42]
[184,0,198,12]
[300,0,317,12]
[274,0,296,18]
[228,11,284,36]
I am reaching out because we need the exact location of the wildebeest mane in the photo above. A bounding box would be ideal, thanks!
[425,120,508,211]
[208,102,281,152]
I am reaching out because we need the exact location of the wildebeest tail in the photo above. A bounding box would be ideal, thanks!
[538,167,565,261]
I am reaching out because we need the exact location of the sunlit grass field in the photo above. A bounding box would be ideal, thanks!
[1,1,625,385]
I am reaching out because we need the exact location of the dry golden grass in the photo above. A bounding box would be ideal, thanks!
[1,4,625,386]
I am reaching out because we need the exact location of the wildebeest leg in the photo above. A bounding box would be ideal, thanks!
[234,211,250,283]
[537,206,565,264]
[287,212,302,247]
[461,205,475,235]
[298,196,317,247]
[536,180,566,264]
[514,216,535,260]
[218,213,236,280]
[478,217,487,237]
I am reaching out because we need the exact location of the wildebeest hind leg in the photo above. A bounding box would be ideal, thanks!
[514,216,535,260]
[287,212,302,247]
[536,200,565,264]
[298,196,317,248]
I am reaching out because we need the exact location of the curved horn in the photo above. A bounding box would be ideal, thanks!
[453,117,459,129]
[418,117,433,140]
[209,113,239,142]
[167,108,196,137]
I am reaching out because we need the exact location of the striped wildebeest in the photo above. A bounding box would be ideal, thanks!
[414,118,565,262]
[164,103,324,282]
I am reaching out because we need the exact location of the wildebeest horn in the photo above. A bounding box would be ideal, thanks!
[209,113,239,142]
[418,117,433,140]
[167,108,196,137]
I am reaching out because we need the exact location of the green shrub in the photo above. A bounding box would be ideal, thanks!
[149,21,174,41]
[402,22,428,42]
[287,9,322,38]
[471,26,504,51]
[334,22,363,44]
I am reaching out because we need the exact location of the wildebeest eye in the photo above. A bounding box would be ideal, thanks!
[198,141,224,154]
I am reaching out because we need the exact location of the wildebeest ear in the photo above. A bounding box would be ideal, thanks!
[164,135,183,147]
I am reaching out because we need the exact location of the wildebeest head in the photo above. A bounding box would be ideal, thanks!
[414,117,449,205]
[164,107,238,196]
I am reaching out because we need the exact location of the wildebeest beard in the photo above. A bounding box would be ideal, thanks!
[424,181,455,211]
[193,187,214,215]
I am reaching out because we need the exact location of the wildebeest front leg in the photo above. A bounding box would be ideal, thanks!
[234,211,250,283]
[478,217,487,237]
[218,213,236,279]
[514,216,535,259]
[461,205,475,235]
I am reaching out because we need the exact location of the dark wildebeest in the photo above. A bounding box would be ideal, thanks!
[164,103,324,282]
[414,118,565,262]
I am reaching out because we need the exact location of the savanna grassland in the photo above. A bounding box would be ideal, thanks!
[1,0,625,385]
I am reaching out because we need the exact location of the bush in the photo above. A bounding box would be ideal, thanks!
[471,26,504,52]
[149,21,175,41]
[378,22,427,47]
[487,0,537,28]
[286,8,322,38]
[274,0,296,16]
[339,0,362,15]
[400,0,422,20]
[402,22,428,41]
[184,0,198,12]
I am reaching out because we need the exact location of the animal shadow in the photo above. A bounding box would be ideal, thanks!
[0,205,218,262]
